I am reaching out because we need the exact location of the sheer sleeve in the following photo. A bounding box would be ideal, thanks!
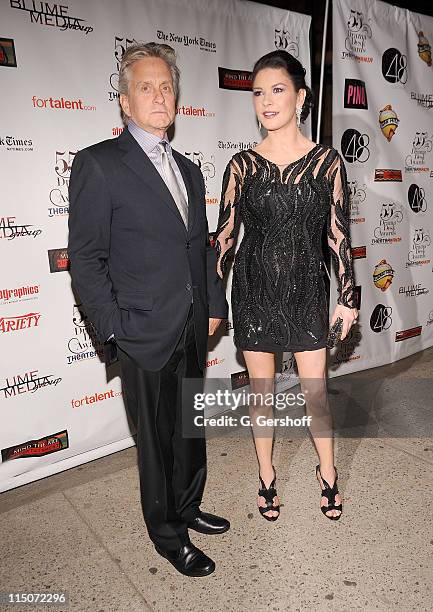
[327,153,356,308]
[214,156,243,279]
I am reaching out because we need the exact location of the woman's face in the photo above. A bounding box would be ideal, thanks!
[252,67,305,132]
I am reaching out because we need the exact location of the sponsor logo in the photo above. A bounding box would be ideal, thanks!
[274,29,299,56]
[405,131,432,172]
[406,227,431,267]
[108,35,137,101]
[417,31,432,66]
[0,37,17,67]
[399,283,429,297]
[410,92,433,109]
[371,201,403,244]
[426,311,433,326]
[0,134,33,152]
[9,1,93,35]
[378,105,399,142]
[1,430,69,461]
[341,129,370,163]
[67,304,103,365]
[184,150,215,195]
[370,304,392,333]
[352,246,366,259]
[0,216,42,240]
[205,357,226,368]
[344,79,368,109]
[348,180,366,224]
[408,184,427,213]
[374,169,402,182]
[48,150,75,217]
[0,284,40,304]
[157,29,216,53]
[373,260,394,291]
[0,312,41,333]
[231,370,250,390]
[48,248,70,272]
[218,67,252,91]
[112,127,124,136]
[342,9,373,63]
[382,48,408,84]
[395,326,422,342]
[71,389,121,408]
[32,95,96,111]
[218,139,258,151]
[1,369,61,399]
[176,104,215,118]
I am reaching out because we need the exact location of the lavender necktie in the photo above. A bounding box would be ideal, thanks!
[157,141,188,228]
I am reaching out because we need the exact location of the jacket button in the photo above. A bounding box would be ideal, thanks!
[186,241,190,249]
[186,283,192,291]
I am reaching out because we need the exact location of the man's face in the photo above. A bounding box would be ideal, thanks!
[120,57,176,137]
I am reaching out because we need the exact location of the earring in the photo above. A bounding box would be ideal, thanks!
[296,107,302,128]
[258,121,262,131]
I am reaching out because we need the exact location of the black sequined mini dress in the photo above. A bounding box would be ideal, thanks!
[214,144,356,352]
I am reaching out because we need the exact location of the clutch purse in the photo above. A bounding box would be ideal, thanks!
[326,316,344,349]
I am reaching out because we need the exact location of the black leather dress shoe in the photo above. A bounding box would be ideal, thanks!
[154,542,215,577]
[187,511,230,535]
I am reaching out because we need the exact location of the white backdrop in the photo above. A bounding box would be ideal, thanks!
[0,0,311,491]
[332,0,433,374]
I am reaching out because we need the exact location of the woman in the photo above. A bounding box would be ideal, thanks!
[214,50,358,521]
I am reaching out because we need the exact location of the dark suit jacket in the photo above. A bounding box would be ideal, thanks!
[68,128,228,371]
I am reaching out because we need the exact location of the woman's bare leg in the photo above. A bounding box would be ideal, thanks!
[294,347,341,518]
[243,350,279,518]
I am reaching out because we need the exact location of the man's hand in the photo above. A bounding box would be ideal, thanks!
[209,318,222,336]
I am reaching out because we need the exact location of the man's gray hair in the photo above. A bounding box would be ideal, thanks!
[118,42,180,124]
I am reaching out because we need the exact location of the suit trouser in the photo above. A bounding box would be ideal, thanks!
[117,306,206,550]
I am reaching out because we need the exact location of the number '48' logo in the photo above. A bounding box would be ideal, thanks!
[341,129,370,164]
[408,184,427,213]
[370,304,392,333]
[382,48,408,84]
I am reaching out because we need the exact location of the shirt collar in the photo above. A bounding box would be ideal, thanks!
[128,120,170,155]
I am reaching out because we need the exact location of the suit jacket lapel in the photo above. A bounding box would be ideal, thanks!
[118,129,187,231]
[172,150,196,235]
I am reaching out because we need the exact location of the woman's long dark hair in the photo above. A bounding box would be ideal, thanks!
[251,50,313,123]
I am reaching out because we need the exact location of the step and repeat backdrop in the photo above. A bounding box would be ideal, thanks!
[0,0,312,491]
[332,0,433,375]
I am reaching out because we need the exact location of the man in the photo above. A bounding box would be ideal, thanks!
[68,43,229,577]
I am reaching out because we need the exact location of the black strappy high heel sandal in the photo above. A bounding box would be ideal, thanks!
[316,465,342,521]
[258,467,280,522]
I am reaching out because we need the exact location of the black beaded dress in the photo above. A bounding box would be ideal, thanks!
[214,144,356,352]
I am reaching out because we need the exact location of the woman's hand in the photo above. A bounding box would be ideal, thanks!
[331,304,358,341]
